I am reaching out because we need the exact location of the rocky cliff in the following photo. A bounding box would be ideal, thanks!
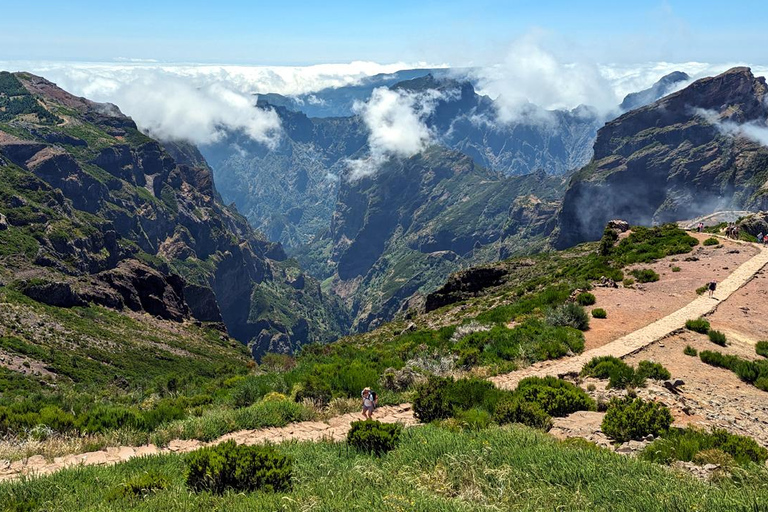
[555,67,768,249]
[0,71,349,356]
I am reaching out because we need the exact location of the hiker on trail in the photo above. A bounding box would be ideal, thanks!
[708,280,717,298]
[361,387,378,420]
[758,233,763,244]
[698,222,704,233]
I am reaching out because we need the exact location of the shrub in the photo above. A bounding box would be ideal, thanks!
[106,471,169,502]
[514,376,596,417]
[683,345,698,357]
[703,237,719,246]
[294,376,332,406]
[576,292,596,306]
[640,427,768,466]
[685,318,710,334]
[493,399,552,431]
[671,266,681,272]
[622,278,635,288]
[756,341,768,358]
[695,285,708,295]
[581,356,644,389]
[453,408,493,431]
[602,397,672,442]
[630,268,660,283]
[546,303,590,331]
[591,308,607,319]
[708,330,727,346]
[412,376,452,423]
[636,360,671,381]
[347,420,402,455]
[186,441,292,494]
[75,406,143,434]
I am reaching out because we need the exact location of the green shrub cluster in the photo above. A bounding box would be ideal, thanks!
[493,399,552,431]
[708,330,727,346]
[413,377,506,423]
[186,441,292,494]
[641,427,768,466]
[591,308,607,319]
[629,268,660,283]
[703,237,720,246]
[576,292,596,306]
[106,471,169,502]
[513,377,596,417]
[601,397,673,442]
[683,345,698,357]
[545,303,590,331]
[756,341,768,358]
[685,318,710,334]
[699,351,768,391]
[582,356,637,389]
[347,420,402,455]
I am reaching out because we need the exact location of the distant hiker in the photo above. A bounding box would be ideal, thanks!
[361,387,378,420]
[698,222,704,233]
[708,280,717,298]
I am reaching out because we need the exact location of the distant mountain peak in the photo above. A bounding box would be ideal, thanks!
[619,70,690,112]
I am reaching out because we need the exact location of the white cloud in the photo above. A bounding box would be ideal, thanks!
[346,87,444,179]
[696,108,768,147]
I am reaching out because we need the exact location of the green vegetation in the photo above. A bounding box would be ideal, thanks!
[699,350,768,392]
[546,303,590,330]
[629,268,660,283]
[347,420,402,455]
[756,341,768,358]
[709,330,728,346]
[591,308,607,319]
[686,318,711,334]
[641,427,768,466]
[696,285,709,295]
[602,397,673,442]
[581,357,670,389]
[622,277,635,287]
[576,291,596,306]
[637,360,671,381]
[684,345,698,357]
[671,266,681,272]
[185,441,292,494]
[4,424,768,511]
[703,237,720,246]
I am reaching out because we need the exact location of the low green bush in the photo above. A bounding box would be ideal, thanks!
[703,237,719,246]
[412,376,508,423]
[640,427,768,466]
[347,420,402,455]
[630,268,660,283]
[708,330,727,346]
[106,471,169,502]
[602,397,672,443]
[546,303,590,331]
[671,266,681,272]
[580,356,644,389]
[453,408,493,431]
[493,399,552,431]
[186,441,292,494]
[622,278,635,288]
[700,350,768,390]
[685,318,710,334]
[514,376,596,417]
[636,360,671,381]
[683,345,698,357]
[411,376,456,423]
[756,341,768,358]
[591,308,607,319]
[696,285,708,295]
[576,292,596,306]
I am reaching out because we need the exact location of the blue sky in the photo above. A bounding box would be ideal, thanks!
[1,0,766,65]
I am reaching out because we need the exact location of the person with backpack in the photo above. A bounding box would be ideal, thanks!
[708,280,717,298]
[361,387,378,420]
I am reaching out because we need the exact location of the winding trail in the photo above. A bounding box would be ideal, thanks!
[2,239,767,482]
[491,239,768,390]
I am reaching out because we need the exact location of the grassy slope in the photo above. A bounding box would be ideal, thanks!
[3,425,767,511]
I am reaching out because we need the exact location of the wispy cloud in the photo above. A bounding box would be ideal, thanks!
[346,87,446,179]
[696,108,768,147]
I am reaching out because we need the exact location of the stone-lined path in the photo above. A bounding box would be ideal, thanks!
[490,240,768,390]
[0,404,415,482]
[3,240,767,482]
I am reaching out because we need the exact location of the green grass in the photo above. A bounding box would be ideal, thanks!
[756,341,768,358]
[2,424,768,511]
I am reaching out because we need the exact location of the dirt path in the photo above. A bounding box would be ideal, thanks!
[4,240,767,482]
[0,404,416,482]
[490,240,768,390]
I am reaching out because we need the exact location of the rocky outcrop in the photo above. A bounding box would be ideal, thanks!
[425,266,508,312]
[555,67,768,249]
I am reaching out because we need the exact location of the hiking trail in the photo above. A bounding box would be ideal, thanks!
[2,239,766,482]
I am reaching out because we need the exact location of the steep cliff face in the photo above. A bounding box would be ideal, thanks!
[0,71,349,356]
[555,67,768,249]
[296,146,563,331]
